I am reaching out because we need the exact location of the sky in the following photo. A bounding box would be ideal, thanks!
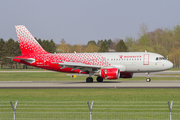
[0,0,180,45]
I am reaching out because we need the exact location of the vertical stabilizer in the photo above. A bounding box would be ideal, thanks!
[15,25,48,56]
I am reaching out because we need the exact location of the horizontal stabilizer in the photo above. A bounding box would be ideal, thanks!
[9,56,35,63]
[6,57,14,59]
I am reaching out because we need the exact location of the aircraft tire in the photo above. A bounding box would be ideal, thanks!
[96,76,103,82]
[86,77,93,83]
[146,78,151,82]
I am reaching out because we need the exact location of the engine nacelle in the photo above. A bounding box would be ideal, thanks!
[120,72,133,78]
[94,68,120,79]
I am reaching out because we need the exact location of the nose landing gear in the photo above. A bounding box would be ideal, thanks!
[146,72,151,82]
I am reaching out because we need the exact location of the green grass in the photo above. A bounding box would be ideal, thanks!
[0,89,180,112]
[1,89,180,119]
[169,68,180,71]
[0,88,179,101]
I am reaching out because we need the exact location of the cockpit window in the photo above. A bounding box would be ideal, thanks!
[156,57,166,60]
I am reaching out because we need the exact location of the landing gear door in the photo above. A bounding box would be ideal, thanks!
[44,55,49,66]
[143,54,149,65]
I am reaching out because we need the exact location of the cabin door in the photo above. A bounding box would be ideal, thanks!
[143,54,149,65]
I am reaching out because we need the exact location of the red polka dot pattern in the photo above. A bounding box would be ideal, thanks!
[15,25,111,67]
[15,25,48,55]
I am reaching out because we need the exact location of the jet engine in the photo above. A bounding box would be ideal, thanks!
[120,72,133,78]
[94,68,120,79]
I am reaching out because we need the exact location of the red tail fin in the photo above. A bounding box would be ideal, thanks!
[15,25,48,56]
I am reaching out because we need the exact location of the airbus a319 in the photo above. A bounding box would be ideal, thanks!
[10,25,173,82]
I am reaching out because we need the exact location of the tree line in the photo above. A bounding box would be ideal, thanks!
[57,38,128,53]
[1,24,180,68]
[124,24,180,68]
[0,38,56,69]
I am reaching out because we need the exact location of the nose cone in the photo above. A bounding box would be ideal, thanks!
[167,61,173,70]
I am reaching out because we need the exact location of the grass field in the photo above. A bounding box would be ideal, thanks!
[0,70,180,119]
[1,89,180,120]
[0,89,180,112]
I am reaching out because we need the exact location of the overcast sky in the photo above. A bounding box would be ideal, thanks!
[0,0,180,45]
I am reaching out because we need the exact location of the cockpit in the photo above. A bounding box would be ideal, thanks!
[156,57,166,60]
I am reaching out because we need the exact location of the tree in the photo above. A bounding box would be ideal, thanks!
[49,39,56,53]
[138,22,148,37]
[0,38,5,57]
[110,38,120,49]
[169,42,180,68]
[138,34,150,46]
[124,36,136,52]
[72,45,84,53]
[84,43,98,53]
[36,38,56,53]
[107,39,113,48]
[0,38,5,68]
[97,40,103,47]
[60,38,66,44]
[87,40,96,46]
[115,39,128,52]
[57,42,70,53]
[98,41,109,52]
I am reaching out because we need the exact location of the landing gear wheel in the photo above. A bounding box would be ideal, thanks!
[146,78,151,82]
[86,77,93,83]
[96,76,103,82]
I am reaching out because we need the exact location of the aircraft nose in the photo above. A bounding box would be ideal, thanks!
[168,61,173,69]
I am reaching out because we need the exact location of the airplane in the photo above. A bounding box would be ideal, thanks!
[11,25,173,83]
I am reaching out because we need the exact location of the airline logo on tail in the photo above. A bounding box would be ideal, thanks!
[15,25,48,55]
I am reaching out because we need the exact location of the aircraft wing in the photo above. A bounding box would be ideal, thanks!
[52,62,113,72]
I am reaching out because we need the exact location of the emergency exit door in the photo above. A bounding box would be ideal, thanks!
[143,54,149,65]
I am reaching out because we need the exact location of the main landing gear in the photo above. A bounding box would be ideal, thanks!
[86,77,93,83]
[146,72,151,82]
[96,76,103,82]
[86,76,104,83]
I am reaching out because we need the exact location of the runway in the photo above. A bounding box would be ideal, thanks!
[0,70,180,88]
[0,81,180,89]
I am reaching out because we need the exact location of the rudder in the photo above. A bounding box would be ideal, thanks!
[15,25,48,56]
